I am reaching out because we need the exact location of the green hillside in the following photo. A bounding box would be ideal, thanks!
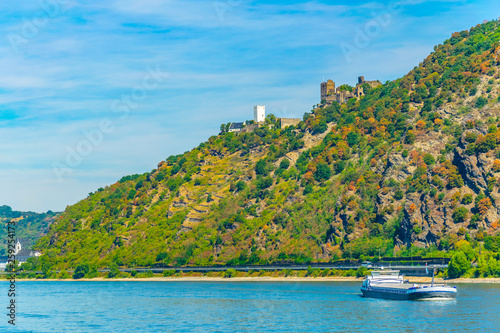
[30,20,500,278]
[0,206,58,255]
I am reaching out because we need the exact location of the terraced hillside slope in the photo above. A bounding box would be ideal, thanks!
[32,20,500,272]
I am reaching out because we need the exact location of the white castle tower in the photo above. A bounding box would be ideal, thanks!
[254,105,265,123]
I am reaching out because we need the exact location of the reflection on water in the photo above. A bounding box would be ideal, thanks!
[0,281,499,332]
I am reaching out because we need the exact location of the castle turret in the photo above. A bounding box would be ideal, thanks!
[321,79,335,100]
[254,105,265,123]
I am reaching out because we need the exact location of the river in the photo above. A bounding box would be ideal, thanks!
[1,281,499,332]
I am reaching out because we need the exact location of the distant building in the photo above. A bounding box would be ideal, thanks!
[320,76,381,105]
[228,122,245,133]
[254,105,266,123]
[321,80,336,101]
[0,239,40,270]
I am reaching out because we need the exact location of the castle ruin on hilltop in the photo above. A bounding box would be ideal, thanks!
[321,76,381,105]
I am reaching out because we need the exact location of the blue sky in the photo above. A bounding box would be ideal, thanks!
[1,0,500,212]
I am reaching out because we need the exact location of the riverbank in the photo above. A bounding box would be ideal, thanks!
[10,276,500,283]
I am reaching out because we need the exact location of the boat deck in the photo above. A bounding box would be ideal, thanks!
[370,283,414,290]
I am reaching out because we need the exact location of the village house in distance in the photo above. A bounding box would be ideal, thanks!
[320,76,381,106]
[223,105,301,134]
[0,239,41,270]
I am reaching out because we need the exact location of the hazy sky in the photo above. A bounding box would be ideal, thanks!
[2,0,500,212]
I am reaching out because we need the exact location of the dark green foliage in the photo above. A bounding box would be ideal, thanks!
[452,207,468,223]
[303,184,313,195]
[462,194,473,205]
[0,206,58,255]
[394,190,404,200]
[346,131,360,146]
[484,235,500,252]
[475,96,488,108]
[73,264,90,279]
[423,153,435,165]
[255,159,268,176]
[107,262,120,278]
[448,251,470,278]
[405,131,416,144]
[236,181,246,192]
[314,163,331,182]
[312,120,328,135]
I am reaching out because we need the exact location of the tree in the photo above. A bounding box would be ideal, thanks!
[423,153,435,165]
[236,180,246,192]
[477,198,492,215]
[492,159,500,172]
[448,251,470,278]
[314,162,331,182]
[452,206,468,222]
[107,262,120,278]
[278,159,290,171]
[224,268,236,278]
[405,130,416,144]
[346,131,360,146]
[73,263,90,279]
[303,184,313,195]
[312,120,328,134]
[447,169,464,188]
[475,96,488,108]
[255,159,268,176]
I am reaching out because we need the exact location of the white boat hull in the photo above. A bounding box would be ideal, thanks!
[361,286,457,300]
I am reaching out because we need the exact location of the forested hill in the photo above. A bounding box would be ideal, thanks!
[32,20,500,272]
[0,206,58,255]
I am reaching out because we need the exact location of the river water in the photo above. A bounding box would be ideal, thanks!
[1,281,499,332]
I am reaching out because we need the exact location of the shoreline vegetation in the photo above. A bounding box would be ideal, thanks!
[10,276,500,283]
[5,268,500,283]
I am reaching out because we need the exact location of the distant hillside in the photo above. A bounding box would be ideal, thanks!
[32,20,500,275]
[0,206,58,255]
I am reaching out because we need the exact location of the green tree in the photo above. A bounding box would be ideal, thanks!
[475,96,488,108]
[448,251,470,278]
[303,184,313,195]
[255,159,268,176]
[73,264,90,279]
[236,180,246,192]
[107,262,120,278]
[423,153,435,165]
[452,207,468,223]
[314,162,331,182]
[278,159,290,171]
[224,268,237,278]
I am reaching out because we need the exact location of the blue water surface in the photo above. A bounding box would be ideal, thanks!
[0,281,499,332]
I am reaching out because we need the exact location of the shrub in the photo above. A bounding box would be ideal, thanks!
[461,194,473,205]
[107,262,120,278]
[224,268,237,278]
[475,96,488,109]
[423,153,435,165]
[452,207,468,223]
[163,269,176,277]
[314,162,331,182]
[394,190,404,200]
[448,251,470,278]
[356,267,368,278]
[303,184,313,195]
[73,264,90,279]
[58,270,70,279]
